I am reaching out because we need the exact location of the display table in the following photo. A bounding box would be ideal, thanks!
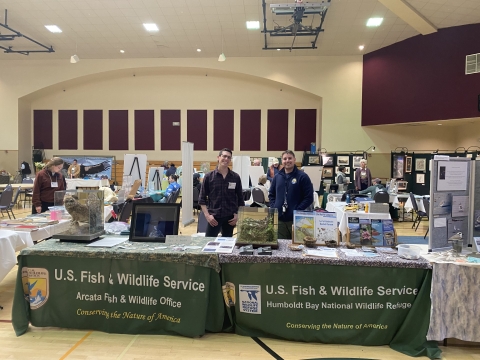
[427,262,480,342]
[66,179,110,190]
[0,184,34,190]
[219,240,439,359]
[326,201,391,235]
[12,237,224,338]
[0,230,25,282]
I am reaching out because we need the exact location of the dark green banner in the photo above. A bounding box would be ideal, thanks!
[12,256,224,337]
[222,263,440,359]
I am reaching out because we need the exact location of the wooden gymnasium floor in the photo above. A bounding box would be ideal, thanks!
[1,205,479,359]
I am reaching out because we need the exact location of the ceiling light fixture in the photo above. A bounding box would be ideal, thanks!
[143,23,159,32]
[70,54,80,63]
[277,48,281,51]
[120,50,125,53]
[359,45,365,50]
[197,48,201,52]
[366,18,383,27]
[45,25,62,33]
[438,123,442,126]
[246,21,260,29]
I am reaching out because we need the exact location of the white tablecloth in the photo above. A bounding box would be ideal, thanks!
[13,220,71,244]
[66,179,110,190]
[0,229,24,282]
[326,201,391,235]
[391,193,426,213]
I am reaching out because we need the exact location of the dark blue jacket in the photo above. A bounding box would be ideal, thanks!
[268,166,314,222]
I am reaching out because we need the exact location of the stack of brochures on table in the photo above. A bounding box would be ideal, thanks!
[201,237,236,253]
[304,248,338,258]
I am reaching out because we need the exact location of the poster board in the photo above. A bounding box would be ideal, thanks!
[123,154,148,189]
[232,156,251,189]
[303,166,323,192]
[428,157,474,252]
[147,167,164,191]
[249,166,265,186]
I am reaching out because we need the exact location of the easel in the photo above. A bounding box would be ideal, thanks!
[152,169,162,191]
[128,156,142,184]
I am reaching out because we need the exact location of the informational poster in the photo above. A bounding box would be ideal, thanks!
[451,196,469,218]
[433,193,452,215]
[437,161,468,191]
[447,218,468,245]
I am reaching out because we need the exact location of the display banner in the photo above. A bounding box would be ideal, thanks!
[222,263,440,359]
[12,256,224,337]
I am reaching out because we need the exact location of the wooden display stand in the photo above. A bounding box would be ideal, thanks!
[345,228,397,247]
[126,179,142,200]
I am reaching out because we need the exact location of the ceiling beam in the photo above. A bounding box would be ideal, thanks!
[378,0,437,35]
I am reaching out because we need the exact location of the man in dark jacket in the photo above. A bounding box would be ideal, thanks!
[165,163,177,177]
[269,150,313,239]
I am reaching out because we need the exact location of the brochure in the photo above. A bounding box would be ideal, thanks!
[371,219,384,246]
[293,211,337,245]
[347,217,360,245]
[359,219,372,246]
[201,237,236,253]
[382,219,395,246]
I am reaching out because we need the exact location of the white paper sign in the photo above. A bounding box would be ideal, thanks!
[437,161,468,191]
[433,217,447,228]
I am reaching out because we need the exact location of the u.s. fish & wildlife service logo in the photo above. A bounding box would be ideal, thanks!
[291,178,297,184]
[22,267,49,309]
[239,284,261,314]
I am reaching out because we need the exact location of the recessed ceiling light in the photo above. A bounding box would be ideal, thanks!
[277,48,281,51]
[359,45,365,50]
[45,25,62,33]
[197,48,201,52]
[366,18,383,27]
[143,23,159,32]
[246,21,260,29]
[120,50,125,53]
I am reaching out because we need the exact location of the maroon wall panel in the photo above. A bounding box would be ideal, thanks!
[363,23,480,126]
[267,109,288,151]
[109,110,129,150]
[294,109,317,152]
[187,110,207,151]
[58,110,78,150]
[240,110,261,151]
[135,110,155,150]
[214,110,234,151]
[33,110,53,149]
[161,110,181,150]
[83,110,103,150]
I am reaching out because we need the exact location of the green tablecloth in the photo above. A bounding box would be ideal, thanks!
[12,238,224,337]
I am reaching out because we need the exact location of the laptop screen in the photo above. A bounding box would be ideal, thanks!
[129,203,181,242]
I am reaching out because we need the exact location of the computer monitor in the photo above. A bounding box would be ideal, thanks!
[129,203,181,242]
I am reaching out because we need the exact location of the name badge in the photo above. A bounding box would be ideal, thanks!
[51,182,58,188]
[228,182,236,189]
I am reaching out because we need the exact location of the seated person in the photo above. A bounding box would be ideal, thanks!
[193,173,202,193]
[67,159,80,178]
[253,174,269,204]
[165,163,177,177]
[359,178,385,197]
[159,174,181,203]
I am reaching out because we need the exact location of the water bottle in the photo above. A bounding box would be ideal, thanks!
[346,193,350,204]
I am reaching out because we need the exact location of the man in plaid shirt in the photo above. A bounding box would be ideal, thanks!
[199,148,245,237]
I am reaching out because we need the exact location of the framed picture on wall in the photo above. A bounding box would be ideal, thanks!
[405,156,412,173]
[416,158,427,172]
[322,155,333,166]
[337,156,349,166]
[353,156,362,168]
[416,173,425,184]
[322,167,333,178]
[392,154,405,179]
[308,155,320,165]
[345,167,350,174]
